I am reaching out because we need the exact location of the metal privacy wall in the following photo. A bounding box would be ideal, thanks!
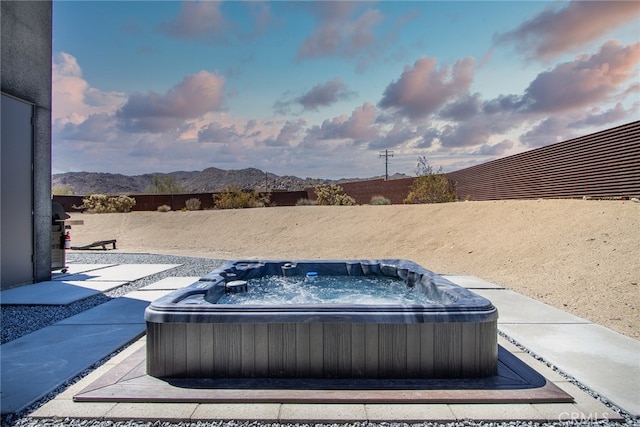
[446,121,640,201]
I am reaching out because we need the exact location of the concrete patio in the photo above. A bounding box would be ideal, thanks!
[1,262,637,423]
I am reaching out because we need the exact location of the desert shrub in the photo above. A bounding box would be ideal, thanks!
[157,204,171,212]
[314,184,356,206]
[185,198,202,211]
[370,195,391,205]
[52,184,75,195]
[214,185,262,209]
[145,175,185,194]
[81,194,136,213]
[404,157,457,204]
[295,198,316,206]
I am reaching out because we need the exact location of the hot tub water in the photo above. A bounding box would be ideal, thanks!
[217,275,438,305]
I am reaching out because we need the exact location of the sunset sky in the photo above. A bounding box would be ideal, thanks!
[52,1,640,179]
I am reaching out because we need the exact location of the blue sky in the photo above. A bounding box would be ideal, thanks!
[52,1,640,179]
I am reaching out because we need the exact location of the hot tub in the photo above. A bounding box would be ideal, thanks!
[144,259,498,379]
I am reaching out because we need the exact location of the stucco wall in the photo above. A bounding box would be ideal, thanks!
[1,1,53,285]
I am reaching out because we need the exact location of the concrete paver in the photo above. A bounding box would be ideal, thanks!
[124,290,174,302]
[57,264,180,282]
[365,403,456,422]
[0,281,101,305]
[442,275,504,289]
[279,403,368,422]
[139,276,200,290]
[30,400,118,419]
[448,402,543,421]
[474,289,590,324]
[69,280,129,292]
[191,403,281,421]
[540,381,622,422]
[105,403,198,421]
[52,264,114,278]
[499,322,640,417]
[56,297,149,325]
[0,323,144,415]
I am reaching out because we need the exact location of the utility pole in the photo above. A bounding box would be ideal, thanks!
[379,150,394,181]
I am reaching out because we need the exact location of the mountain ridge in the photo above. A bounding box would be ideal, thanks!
[52,168,409,195]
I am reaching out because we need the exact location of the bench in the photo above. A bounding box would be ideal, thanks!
[71,239,117,251]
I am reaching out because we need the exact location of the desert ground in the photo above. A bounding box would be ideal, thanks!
[68,199,639,340]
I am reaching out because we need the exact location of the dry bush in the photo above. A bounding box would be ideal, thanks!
[81,194,136,213]
[370,195,391,205]
[214,185,263,209]
[314,184,356,206]
[296,198,316,206]
[185,198,202,211]
[404,157,457,204]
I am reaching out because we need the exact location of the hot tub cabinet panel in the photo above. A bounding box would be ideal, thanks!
[146,320,497,379]
[145,259,498,379]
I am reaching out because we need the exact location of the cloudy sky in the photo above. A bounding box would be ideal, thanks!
[52,1,640,179]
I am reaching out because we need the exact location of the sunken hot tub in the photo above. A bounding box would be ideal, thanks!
[144,259,498,379]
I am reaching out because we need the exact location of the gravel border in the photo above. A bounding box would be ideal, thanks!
[1,253,637,427]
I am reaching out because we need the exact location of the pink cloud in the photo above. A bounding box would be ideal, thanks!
[159,0,229,41]
[496,1,640,60]
[523,41,640,113]
[378,57,475,119]
[52,52,126,123]
[304,102,380,143]
[117,71,226,133]
[260,119,307,147]
[296,3,383,60]
[473,139,514,156]
[520,117,579,148]
[297,78,354,111]
[569,103,637,128]
[198,122,241,144]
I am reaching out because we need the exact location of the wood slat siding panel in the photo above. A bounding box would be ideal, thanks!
[147,320,498,378]
[378,324,408,378]
[434,323,462,378]
[460,323,478,378]
[282,324,297,376]
[199,323,214,377]
[351,323,366,377]
[240,323,255,377]
[254,323,269,377]
[171,323,187,377]
[295,323,310,376]
[336,324,352,377]
[406,323,421,377]
[309,323,324,377]
[480,323,499,377]
[146,323,160,377]
[185,323,201,377]
[419,323,435,377]
[364,323,379,377]
[268,324,284,376]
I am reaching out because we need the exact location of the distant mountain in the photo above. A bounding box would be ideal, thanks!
[52,167,408,195]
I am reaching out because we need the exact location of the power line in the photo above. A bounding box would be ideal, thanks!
[379,150,394,181]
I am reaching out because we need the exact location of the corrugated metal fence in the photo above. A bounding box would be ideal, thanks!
[446,121,640,201]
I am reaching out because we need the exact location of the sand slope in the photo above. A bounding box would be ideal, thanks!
[69,199,640,339]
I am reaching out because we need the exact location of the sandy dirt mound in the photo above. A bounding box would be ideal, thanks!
[68,199,639,339]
